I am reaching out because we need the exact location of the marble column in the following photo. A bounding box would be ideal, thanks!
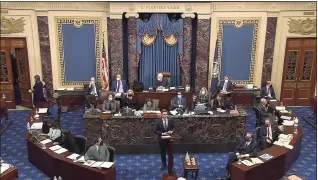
[261,17,278,85]
[195,19,211,92]
[37,16,53,93]
[127,18,137,87]
[107,18,123,79]
[181,18,192,87]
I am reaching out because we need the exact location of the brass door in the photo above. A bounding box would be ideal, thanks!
[0,39,15,109]
[281,38,317,106]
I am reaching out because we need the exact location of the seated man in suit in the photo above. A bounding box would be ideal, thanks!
[218,76,233,93]
[171,92,187,110]
[259,119,282,150]
[257,98,271,127]
[154,109,174,170]
[102,93,116,113]
[190,95,198,111]
[223,132,257,180]
[261,81,276,99]
[61,131,80,154]
[85,77,100,109]
[154,73,169,90]
[143,98,158,112]
[121,89,136,109]
[110,74,128,94]
[85,137,110,163]
[198,87,210,105]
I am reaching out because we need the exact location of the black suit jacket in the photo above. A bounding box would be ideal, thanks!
[235,139,257,157]
[121,97,136,109]
[260,124,282,142]
[257,104,269,124]
[260,86,276,99]
[218,80,233,92]
[86,83,101,96]
[154,78,169,89]
[154,118,175,138]
[212,99,224,110]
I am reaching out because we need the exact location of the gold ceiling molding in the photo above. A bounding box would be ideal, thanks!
[109,2,210,14]
[1,16,25,34]
[288,18,317,35]
[211,2,316,12]
[0,2,110,12]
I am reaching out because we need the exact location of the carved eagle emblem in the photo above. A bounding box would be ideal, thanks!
[288,18,316,35]
[1,17,25,34]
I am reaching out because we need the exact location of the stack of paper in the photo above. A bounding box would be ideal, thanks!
[208,111,213,115]
[67,153,80,160]
[91,161,104,168]
[281,116,292,120]
[57,88,65,90]
[170,110,178,116]
[0,163,11,174]
[274,141,293,149]
[66,88,74,91]
[54,148,68,154]
[283,120,294,126]
[49,145,62,151]
[31,122,43,130]
[217,108,226,113]
[280,110,290,113]
[276,106,286,111]
[40,139,52,145]
[170,87,176,90]
[87,161,115,168]
[38,108,48,114]
[241,160,254,166]
[99,162,114,168]
[75,156,85,163]
[250,158,264,164]
[84,160,96,166]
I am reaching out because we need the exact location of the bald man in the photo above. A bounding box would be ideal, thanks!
[154,73,169,89]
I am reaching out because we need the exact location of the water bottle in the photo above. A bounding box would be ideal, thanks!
[185,151,190,162]
[294,118,299,134]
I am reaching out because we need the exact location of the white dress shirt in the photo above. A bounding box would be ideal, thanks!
[90,83,97,96]
[267,125,272,140]
[117,81,124,93]
[267,86,272,98]
[48,128,61,141]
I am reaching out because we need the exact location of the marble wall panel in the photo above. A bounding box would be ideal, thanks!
[37,16,53,92]
[127,18,138,87]
[181,18,192,87]
[261,17,278,85]
[195,19,211,92]
[108,18,123,79]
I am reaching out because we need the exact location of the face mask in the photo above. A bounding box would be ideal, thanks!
[109,98,113,101]
[245,136,251,141]
[147,102,152,106]
[265,124,270,127]
[202,91,206,95]
[128,94,133,97]
[117,77,120,81]
[99,142,103,146]
[178,95,182,99]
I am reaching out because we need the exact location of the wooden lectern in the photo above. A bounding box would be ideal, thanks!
[162,135,182,180]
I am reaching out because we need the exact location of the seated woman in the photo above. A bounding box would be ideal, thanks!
[39,122,62,142]
[211,95,224,110]
[198,87,210,105]
[143,98,157,112]
[102,94,116,113]
[121,89,136,109]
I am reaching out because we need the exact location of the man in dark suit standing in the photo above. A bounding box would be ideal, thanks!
[154,73,169,90]
[110,74,128,94]
[257,98,272,127]
[154,109,174,170]
[260,81,276,99]
[259,119,282,150]
[223,132,257,180]
[85,77,100,108]
[218,76,233,92]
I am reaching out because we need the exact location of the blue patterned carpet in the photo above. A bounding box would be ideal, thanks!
[1,107,316,180]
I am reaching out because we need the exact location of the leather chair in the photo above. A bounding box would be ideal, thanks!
[74,135,87,155]
[107,146,116,162]
[156,71,171,87]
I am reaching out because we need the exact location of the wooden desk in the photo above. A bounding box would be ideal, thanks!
[27,102,116,180]
[182,157,199,180]
[134,91,192,110]
[311,95,316,114]
[231,106,302,180]
[0,166,18,180]
[232,88,259,106]
[54,89,86,106]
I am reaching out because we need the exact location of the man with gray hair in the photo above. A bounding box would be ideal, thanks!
[154,73,169,89]
[256,98,270,127]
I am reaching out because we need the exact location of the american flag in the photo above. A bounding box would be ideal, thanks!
[101,38,109,90]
